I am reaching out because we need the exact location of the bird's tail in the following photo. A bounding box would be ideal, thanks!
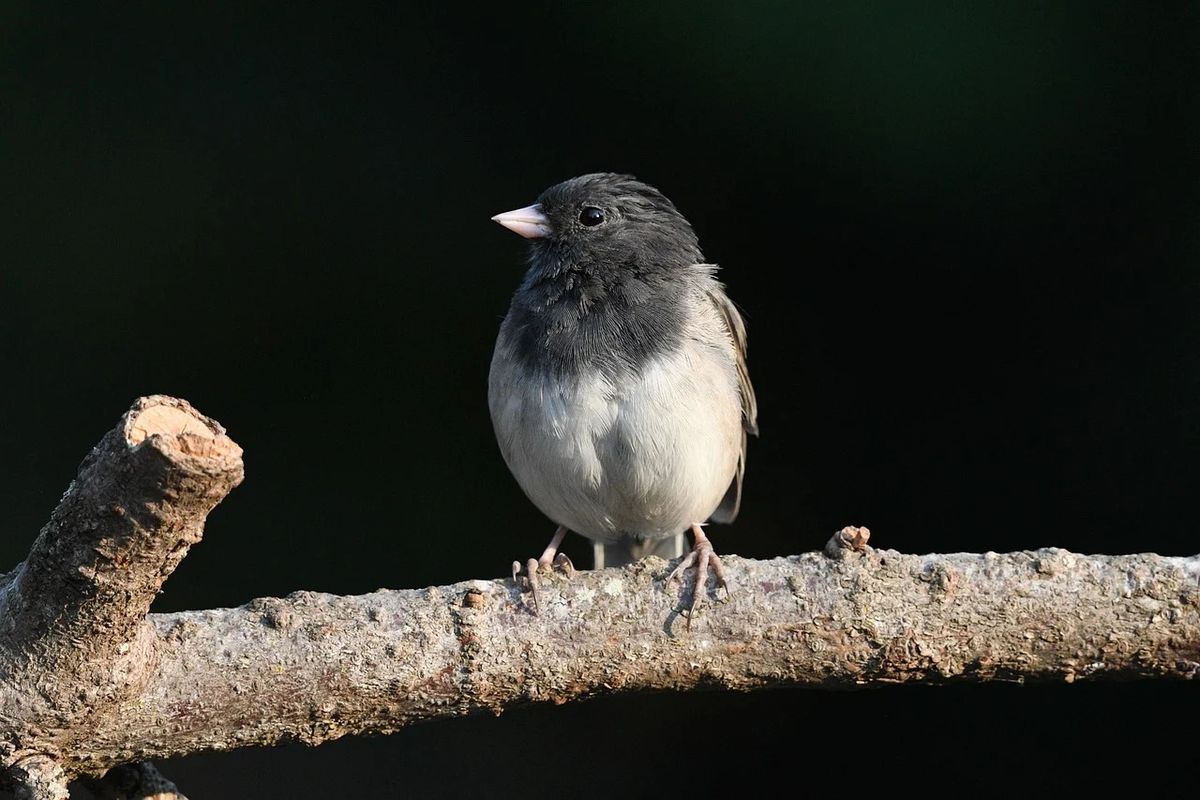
[593,533,686,569]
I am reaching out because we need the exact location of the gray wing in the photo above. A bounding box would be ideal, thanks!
[707,284,758,523]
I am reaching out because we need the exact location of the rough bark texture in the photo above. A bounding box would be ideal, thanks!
[0,396,242,795]
[1,398,1198,793]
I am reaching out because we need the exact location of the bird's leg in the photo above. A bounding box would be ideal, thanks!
[666,523,730,629]
[511,526,574,614]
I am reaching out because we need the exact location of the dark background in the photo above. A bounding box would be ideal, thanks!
[3,2,1198,796]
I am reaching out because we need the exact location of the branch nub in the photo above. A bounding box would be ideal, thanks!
[824,525,871,558]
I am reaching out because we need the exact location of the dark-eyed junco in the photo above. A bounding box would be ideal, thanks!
[489,173,757,624]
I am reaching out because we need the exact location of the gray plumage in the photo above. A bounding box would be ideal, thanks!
[489,173,757,569]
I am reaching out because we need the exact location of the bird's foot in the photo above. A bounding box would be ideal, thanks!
[512,553,574,614]
[667,524,730,629]
[512,526,574,614]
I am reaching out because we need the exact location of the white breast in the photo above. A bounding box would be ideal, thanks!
[488,312,742,544]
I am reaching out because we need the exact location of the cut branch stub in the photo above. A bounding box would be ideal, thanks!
[0,395,243,766]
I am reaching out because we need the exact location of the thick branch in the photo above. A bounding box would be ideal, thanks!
[1,397,1197,788]
[57,544,1200,776]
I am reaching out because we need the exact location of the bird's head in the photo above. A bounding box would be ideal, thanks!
[492,173,702,280]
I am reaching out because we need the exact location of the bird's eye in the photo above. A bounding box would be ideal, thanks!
[579,207,605,226]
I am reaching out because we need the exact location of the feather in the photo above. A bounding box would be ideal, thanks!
[705,281,758,523]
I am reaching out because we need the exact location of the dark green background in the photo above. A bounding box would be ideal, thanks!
[2,2,1197,796]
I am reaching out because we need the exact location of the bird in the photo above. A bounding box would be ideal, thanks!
[488,173,757,626]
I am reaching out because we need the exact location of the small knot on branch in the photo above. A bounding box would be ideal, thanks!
[824,525,871,559]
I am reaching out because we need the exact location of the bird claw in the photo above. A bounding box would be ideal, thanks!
[552,552,574,576]
[667,526,730,630]
[512,538,574,615]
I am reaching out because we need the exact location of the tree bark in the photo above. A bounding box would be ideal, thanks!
[1,397,1197,793]
[0,396,241,795]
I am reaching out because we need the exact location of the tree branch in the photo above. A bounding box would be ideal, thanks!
[1,398,1198,792]
[0,396,242,794]
[1,396,242,690]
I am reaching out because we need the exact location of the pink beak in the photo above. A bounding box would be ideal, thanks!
[491,204,551,239]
